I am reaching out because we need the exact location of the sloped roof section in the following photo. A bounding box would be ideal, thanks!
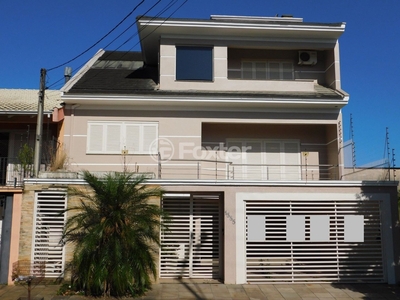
[64,50,344,100]
[66,51,158,95]
[0,89,63,113]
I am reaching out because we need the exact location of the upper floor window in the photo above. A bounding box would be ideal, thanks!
[176,46,213,81]
[87,121,158,154]
[242,61,293,80]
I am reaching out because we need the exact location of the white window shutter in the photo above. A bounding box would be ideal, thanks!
[245,141,263,180]
[88,124,104,153]
[268,62,280,80]
[284,142,300,180]
[242,62,253,79]
[255,62,267,80]
[105,124,121,153]
[265,142,281,180]
[282,62,294,80]
[125,124,141,153]
[87,121,158,154]
[142,124,158,154]
[227,141,245,180]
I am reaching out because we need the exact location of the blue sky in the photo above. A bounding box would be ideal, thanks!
[1,0,399,167]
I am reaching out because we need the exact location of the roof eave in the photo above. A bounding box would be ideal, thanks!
[61,93,348,110]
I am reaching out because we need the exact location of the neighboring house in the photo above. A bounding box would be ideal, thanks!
[0,89,64,186]
[18,15,400,284]
[0,89,63,284]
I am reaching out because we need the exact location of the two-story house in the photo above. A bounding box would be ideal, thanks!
[17,15,399,284]
[0,89,63,284]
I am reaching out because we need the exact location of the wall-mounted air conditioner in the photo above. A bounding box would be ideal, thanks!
[298,51,317,65]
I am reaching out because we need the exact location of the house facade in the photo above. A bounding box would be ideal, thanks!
[16,15,400,284]
[0,89,63,283]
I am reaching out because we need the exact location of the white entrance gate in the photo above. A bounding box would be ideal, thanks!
[160,193,221,279]
[245,199,385,283]
[32,191,67,278]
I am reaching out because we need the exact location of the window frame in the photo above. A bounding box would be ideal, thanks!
[226,138,300,180]
[175,46,214,81]
[241,61,294,80]
[87,121,158,155]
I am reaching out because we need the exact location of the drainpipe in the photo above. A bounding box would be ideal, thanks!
[68,104,80,159]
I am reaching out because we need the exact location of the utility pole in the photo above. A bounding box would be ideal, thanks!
[34,68,46,177]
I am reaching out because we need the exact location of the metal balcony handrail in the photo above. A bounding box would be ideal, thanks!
[157,155,339,181]
[0,157,45,187]
[160,158,233,164]
[228,163,336,168]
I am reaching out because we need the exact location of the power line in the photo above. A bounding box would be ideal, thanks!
[107,0,182,52]
[133,0,189,49]
[115,0,188,52]
[46,0,188,89]
[47,0,146,72]
[46,74,65,89]
[46,0,164,88]
[102,0,163,50]
[74,0,187,86]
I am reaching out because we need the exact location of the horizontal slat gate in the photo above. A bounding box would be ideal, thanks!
[32,191,67,278]
[192,196,220,278]
[160,194,220,279]
[246,200,384,283]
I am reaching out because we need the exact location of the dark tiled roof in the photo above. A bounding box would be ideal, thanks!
[67,51,158,94]
[97,51,143,61]
[66,50,344,100]
[68,67,158,94]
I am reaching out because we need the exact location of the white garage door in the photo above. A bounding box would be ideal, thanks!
[160,194,221,279]
[245,199,384,283]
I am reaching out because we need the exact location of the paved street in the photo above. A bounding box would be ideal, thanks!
[2,282,400,299]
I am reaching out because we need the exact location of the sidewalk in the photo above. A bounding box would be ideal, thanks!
[1,282,400,299]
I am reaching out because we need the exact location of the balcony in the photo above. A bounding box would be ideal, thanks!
[157,158,339,181]
[0,157,44,187]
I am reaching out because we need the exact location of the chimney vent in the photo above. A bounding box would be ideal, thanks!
[64,67,72,83]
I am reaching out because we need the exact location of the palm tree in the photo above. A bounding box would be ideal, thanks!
[62,171,168,297]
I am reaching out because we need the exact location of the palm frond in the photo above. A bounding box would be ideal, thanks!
[63,171,168,297]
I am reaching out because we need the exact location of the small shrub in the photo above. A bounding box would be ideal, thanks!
[57,283,84,296]
[49,146,68,171]
[17,144,34,177]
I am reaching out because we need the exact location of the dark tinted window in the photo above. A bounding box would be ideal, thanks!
[176,46,213,81]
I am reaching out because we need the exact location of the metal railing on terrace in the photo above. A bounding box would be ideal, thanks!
[0,157,43,187]
[157,158,339,181]
[0,157,340,186]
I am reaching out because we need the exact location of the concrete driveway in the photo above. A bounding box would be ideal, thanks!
[2,282,400,299]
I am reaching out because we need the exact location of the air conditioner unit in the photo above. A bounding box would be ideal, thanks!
[298,51,317,65]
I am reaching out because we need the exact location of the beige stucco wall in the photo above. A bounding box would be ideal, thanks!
[159,43,316,92]
[19,180,400,284]
[158,37,339,92]
[162,182,400,284]
[62,107,342,180]
[20,182,163,282]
